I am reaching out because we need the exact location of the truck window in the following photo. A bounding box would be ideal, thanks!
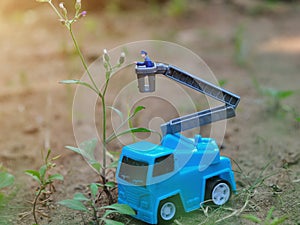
[118,156,148,186]
[153,154,174,177]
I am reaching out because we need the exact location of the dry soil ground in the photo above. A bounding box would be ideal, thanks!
[0,1,299,225]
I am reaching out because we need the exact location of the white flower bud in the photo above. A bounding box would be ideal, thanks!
[59,2,68,17]
[118,52,125,65]
[59,2,65,9]
[103,49,110,63]
[75,0,81,12]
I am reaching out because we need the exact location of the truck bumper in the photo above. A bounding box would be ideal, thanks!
[118,197,157,224]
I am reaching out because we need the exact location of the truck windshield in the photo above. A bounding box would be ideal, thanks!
[118,156,148,186]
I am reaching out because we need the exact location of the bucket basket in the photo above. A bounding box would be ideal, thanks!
[137,74,156,92]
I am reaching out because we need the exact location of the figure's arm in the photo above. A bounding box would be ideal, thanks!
[136,61,145,66]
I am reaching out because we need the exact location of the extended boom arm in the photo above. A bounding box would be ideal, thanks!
[135,63,240,136]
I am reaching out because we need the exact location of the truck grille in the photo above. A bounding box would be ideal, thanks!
[120,185,147,205]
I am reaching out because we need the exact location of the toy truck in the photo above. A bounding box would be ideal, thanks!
[116,62,240,224]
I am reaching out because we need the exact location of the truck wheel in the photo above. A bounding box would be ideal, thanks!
[206,179,231,206]
[158,199,177,224]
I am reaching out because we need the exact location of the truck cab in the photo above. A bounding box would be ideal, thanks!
[116,134,236,224]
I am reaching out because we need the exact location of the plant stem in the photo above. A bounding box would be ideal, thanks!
[69,25,101,97]
[33,187,43,225]
[69,25,110,184]
[101,95,107,180]
[48,1,64,21]
[91,202,99,225]
[47,1,101,97]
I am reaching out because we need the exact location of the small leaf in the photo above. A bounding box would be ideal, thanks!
[103,209,119,218]
[60,79,80,84]
[79,138,98,161]
[66,138,98,163]
[25,170,41,184]
[52,155,61,161]
[277,90,294,99]
[108,161,119,168]
[296,117,300,122]
[131,106,145,118]
[60,80,98,93]
[45,149,52,162]
[91,162,102,173]
[266,206,275,222]
[39,165,47,182]
[73,193,89,201]
[270,215,288,225]
[108,106,124,122]
[103,219,124,225]
[0,172,15,189]
[65,146,82,154]
[105,181,116,188]
[90,183,98,200]
[242,214,261,223]
[48,174,64,182]
[58,199,88,211]
[107,127,152,143]
[102,203,136,216]
[218,79,227,87]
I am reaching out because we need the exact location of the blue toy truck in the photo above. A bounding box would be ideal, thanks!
[116,62,240,224]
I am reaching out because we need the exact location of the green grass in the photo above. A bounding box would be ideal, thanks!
[172,158,298,225]
[233,24,248,67]
[252,77,296,118]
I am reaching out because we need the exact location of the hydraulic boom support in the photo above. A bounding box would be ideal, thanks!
[136,63,240,135]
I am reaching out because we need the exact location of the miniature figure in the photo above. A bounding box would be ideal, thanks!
[117,56,240,224]
[136,50,155,67]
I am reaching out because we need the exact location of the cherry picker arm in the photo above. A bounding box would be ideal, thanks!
[135,62,240,136]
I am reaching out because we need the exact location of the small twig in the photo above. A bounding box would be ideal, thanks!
[215,195,250,223]
[200,203,210,217]
[35,210,50,218]
[174,219,183,225]
[18,211,32,220]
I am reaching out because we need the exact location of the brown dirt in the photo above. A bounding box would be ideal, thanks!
[0,1,299,225]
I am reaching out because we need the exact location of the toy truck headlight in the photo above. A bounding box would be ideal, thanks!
[140,195,150,209]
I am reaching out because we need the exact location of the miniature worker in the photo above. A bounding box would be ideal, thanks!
[136,50,154,67]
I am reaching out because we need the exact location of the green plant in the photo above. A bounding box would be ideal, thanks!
[21,149,63,225]
[253,77,294,117]
[0,166,15,203]
[36,1,156,224]
[0,167,15,224]
[218,79,227,87]
[19,70,29,87]
[0,171,15,191]
[242,206,288,225]
[166,0,188,17]
[233,24,248,67]
[59,183,135,225]
[248,1,284,15]
[37,0,154,203]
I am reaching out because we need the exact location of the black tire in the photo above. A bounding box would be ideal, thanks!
[205,179,231,206]
[157,199,177,224]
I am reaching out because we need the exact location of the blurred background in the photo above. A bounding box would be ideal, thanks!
[0,0,299,224]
